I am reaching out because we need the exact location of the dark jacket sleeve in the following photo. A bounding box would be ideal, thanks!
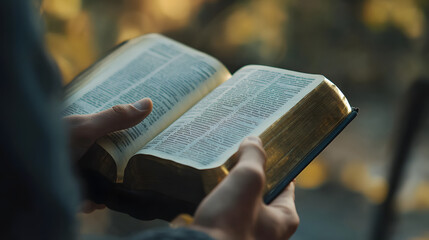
[0,1,80,239]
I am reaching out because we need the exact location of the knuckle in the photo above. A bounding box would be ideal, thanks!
[290,213,300,230]
[109,104,146,129]
[281,209,300,236]
[111,104,142,121]
[112,104,131,116]
[287,217,300,236]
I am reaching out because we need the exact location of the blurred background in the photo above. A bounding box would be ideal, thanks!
[40,0,429,239]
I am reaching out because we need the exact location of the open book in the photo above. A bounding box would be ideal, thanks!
[64,34,357,220]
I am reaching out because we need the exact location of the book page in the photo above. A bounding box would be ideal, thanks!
[138,65,323,169]
[63,34,231,181]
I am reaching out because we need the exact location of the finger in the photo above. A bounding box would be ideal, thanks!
[88,98,152,138]
[223,136,267,198]
[227,136,267,199]
[208,137,266,206]
[236,136,267,170]
[268,182,299,228]
[193,137,267,226]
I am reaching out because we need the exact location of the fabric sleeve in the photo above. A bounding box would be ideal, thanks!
[0,0,80,239]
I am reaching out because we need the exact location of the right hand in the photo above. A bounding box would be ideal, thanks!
[189,136,300,240]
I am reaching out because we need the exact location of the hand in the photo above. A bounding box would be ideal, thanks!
[189,136,299,240]
[64,98,153,162]
[63,98,153,212]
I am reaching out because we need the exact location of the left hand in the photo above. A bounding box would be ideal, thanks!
[63,98,153,212]
[64,98,153,162]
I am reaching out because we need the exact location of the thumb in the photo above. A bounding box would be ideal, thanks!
[227,136,267,202]
[202,137,266,210]
[193,137,266,227]
[88,98,153,138]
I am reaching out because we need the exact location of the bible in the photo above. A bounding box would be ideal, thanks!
[64,34,357,220]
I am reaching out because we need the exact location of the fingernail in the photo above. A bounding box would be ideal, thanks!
[245,136,262,145]
[133,98,151,111]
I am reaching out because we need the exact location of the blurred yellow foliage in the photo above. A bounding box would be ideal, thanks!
[363,0,424,38]
[341,162,368,192]
[296,159,328,189]
[42,0,289,82]
[398,180,429,212]
[340,161,387,204]
[117,0,207,43]
[363,176,388,204]
[42,0,81,20]
[224,9,255,46]
[157,0,192,21]
[44,11,95,83]
[414,181,429,210]
[42,0,210,82]
[221,0,288,62]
